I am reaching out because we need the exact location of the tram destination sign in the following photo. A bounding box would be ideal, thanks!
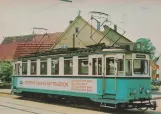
[136,54,146,58]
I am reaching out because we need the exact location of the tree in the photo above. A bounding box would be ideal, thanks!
[0,61,13,82]
[136,38,156,60]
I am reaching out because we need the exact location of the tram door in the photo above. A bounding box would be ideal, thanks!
[104,55,118,94]
[90,55,103,76]
[105,55,117,76]
[105,54,124,76]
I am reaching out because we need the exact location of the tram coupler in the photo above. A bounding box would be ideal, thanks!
[149,101,157,110]
[130,100,157,111]
[113,100,157,111]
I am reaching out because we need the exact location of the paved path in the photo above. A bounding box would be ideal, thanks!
[0,89,11,94]
[0,88,161,99]
[0,96,160,114]
[0,88,161,114]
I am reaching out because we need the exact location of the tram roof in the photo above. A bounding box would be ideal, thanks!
[14,43,149,61]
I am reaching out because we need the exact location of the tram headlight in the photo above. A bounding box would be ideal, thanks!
[146,89,150,94]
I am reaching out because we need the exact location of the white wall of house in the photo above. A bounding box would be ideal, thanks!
[54,16,113,49]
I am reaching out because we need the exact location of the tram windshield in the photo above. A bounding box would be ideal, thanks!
[133,59,148,75]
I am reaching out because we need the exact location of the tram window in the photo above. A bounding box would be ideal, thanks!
[14,64,17,75]
[64,59,73,75]
[117,59,124,75]
[31,61,36,75]
[106,57,114,75]
[92,58,97,75]
[51,59,59,75]
[125,59,132,76]
[133,60,148,74]
[15,63,20,75]
[22,62,27,75]
[40,61,47,75]
[92,58,102,75]
[149,61,150,76]
[98,58,102,75]
[78,58,88,75]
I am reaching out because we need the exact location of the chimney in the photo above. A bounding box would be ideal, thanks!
[69,20,73,25]
[97,21,101,31]
[114,24,117,32]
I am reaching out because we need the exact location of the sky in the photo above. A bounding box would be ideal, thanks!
[1,0,161,52]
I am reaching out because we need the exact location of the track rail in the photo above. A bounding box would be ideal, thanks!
[0,100,66,114]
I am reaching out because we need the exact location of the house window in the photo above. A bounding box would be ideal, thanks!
[22,62,27,75]
[78,57,88,75]
[51,59,59,75]
[75,27,79,33]
[31,61,36,75]
[64,59,73,75]
[40,60,47,75]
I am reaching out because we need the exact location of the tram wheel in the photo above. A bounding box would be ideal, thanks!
[116,104,125,111]
[137,107,148,111]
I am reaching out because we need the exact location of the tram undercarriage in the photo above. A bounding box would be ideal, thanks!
[13,91,157,112]
[99,99,157,111]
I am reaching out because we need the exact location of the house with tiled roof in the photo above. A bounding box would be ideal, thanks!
[1,35,34,44]
[50,15,131,50]
[0,32,62,61]
[0,15,132,61]
[0,43,17,61]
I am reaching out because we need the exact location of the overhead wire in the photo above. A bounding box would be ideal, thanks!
[97,0,146,11]
[92,0,148,46]
[0,0,69,41]
[87,0,147,39]
[2,1,65,22]
[1,0,149,39]
[23,2,64,18]
[4,0,145,24]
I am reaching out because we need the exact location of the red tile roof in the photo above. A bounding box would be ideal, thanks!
[0,32,62,61]
[30,32,62,44]
[0,43,18,61]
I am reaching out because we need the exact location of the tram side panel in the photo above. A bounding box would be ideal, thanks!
[104,77,152,102]
[12,76,104,99]
[12,76,152,102]
[12,76,18,90]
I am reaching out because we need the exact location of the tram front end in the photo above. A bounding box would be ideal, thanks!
[93,53,157,111]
